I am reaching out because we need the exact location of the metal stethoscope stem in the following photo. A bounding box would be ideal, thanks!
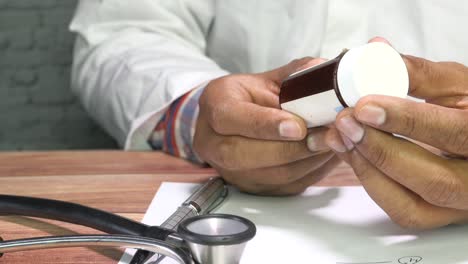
[0,235,192,264]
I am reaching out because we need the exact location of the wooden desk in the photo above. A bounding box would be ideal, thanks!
[0,151,357,263]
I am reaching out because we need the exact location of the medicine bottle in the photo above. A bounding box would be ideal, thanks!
[279,42,409,128]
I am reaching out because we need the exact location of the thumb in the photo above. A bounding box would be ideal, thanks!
[403,55,468,99]
[261,57,326,85]
[368,36,392,46]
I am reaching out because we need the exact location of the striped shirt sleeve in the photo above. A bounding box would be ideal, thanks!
[148,86,205,163]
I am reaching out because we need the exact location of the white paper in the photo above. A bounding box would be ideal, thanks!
[120,183,468,264]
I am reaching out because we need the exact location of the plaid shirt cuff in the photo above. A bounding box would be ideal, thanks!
[148,86,205,163]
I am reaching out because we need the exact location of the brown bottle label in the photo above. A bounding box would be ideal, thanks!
[279,56,341,105]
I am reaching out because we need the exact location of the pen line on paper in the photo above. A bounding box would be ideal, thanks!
[336,261,392,264]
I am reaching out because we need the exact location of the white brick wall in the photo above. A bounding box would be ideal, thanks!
[0,0,117,150]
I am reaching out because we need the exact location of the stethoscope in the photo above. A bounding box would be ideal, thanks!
[0,178,256,264]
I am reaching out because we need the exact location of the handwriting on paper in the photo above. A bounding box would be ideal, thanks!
[398,256,423,264]
[337,256,423,264]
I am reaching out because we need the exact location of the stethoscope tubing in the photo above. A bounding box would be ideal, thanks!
[0,195,172,240]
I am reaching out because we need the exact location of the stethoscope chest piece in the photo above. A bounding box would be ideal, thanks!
[178,214,256,264]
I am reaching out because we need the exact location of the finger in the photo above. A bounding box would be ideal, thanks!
[426,95,468,110]
[368,36,392,46]
[261,154,341,196]
[306,127,332,152]
[323,126,356,168]
[247,80,282,108]
[261,57,326,85]
[203,99,308,140]
[201,75,307,140]
[324,127,352,154]
[403,55,468,99]
[205,131,327,171]
[294,58,328,72]
[253,151,334,186]
[335,112,468,210]
[217,74,282,107]
[354,95,468,156]
[221,152,334,194]
[196,114,325,170]
[441,151,468,160]
[349,147,468,229]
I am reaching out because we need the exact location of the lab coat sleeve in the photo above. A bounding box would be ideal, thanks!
[69,0,229,149]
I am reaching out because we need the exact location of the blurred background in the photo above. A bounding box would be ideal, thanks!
[0,0,118,150]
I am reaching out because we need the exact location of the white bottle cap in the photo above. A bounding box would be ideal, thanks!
[337,42,409,107]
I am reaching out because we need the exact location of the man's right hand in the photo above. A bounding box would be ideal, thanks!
[193,58,340,195]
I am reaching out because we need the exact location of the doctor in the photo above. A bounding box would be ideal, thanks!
[70,1,468,229]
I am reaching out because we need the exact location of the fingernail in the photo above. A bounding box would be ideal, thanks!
[279,120,303,139]
[357,105,386,126]
[340,133,355,151]
[336,116,364,143]
[326,136,347,153]
[307,134,329,152]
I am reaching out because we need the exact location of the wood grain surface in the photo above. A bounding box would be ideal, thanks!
[0,151,357,263]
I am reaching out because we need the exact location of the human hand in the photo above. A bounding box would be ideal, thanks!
[325,41,468,229]
[194,58,340,196]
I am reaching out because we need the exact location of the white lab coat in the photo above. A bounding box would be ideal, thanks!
[70,0,468,150]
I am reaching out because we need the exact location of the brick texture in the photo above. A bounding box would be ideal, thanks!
[0,0,118,150]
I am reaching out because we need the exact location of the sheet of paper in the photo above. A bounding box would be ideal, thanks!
[120,183,468,264]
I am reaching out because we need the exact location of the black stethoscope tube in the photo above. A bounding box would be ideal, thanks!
[0,195,171,240]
